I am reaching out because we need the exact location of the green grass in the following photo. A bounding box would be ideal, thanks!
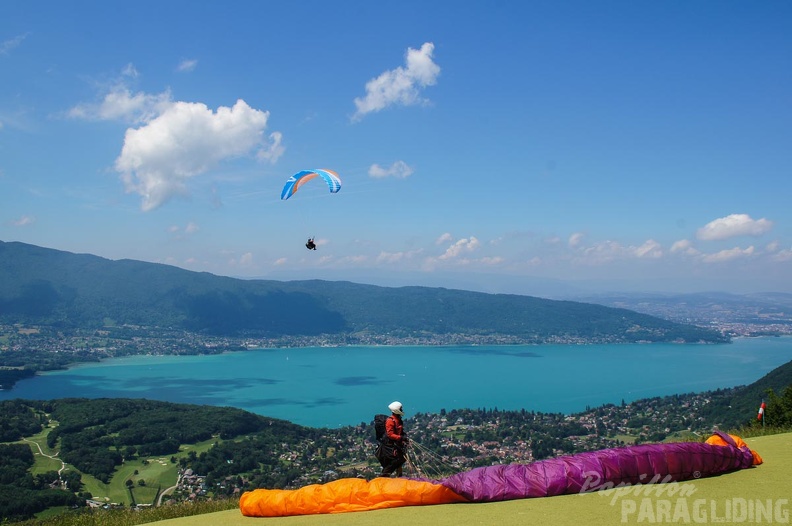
[80,456,178,505]
[13,431,792,526]
[76,437,220,506]
[20,432,222,507]
[20,426,63,475]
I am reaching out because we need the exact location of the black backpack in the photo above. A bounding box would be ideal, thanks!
[373,414,389,442]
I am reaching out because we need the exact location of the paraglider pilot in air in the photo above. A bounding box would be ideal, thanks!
[306,238,317,250]
[378,401,409,477]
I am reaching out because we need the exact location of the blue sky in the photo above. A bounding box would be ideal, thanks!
[2,1,791,296]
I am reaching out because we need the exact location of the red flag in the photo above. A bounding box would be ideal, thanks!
[757,401,766,420]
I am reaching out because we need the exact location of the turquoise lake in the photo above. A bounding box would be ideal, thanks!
[3,337,791,428]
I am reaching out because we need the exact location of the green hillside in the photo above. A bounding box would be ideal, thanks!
[0,240,724,343]
[704,358,792,427]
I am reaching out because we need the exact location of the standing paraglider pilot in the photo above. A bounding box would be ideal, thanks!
[305,237,317,250]
[378,401,409,477]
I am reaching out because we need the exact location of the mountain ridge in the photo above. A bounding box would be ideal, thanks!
[0,240,725,343]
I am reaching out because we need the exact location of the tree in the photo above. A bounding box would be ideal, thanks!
[763,385,792,427]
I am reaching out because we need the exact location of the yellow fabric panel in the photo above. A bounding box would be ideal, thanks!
[239,477,468,517]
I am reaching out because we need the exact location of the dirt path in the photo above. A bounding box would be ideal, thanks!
[23,437,67,478]
[158,473,181,506]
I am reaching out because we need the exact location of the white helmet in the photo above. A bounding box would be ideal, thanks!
[388,401,404,415]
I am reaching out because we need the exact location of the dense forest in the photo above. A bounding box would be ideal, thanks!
[0,240,725,343]
[0,443,83,521]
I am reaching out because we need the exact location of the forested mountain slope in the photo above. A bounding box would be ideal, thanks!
[0,240,725,343]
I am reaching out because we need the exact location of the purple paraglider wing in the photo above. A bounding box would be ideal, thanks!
[438,438,756,502]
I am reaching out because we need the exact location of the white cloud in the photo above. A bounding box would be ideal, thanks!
[1,33,28,55]
[577,240,625,264]
[368,160,414,179]
[435,233,453,245]
[185,222,199,234]
[352,42,440,121]
[256,131,285,162]
[568,232,584,247]
[177,59,198,72]
[701,245,755,263]
[274,257,288,266]
[70,69,283,211]
[633,239,663,259]
[696,214,773,241]
[438,236,480,260]
[69,85,172,124]
[670,239,699,256]
[115,99,280,211]
[12,215,35,226]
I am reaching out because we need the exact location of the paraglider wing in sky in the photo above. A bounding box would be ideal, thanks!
[281,169,342,200]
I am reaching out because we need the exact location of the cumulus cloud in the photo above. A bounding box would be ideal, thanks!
[701,245,755,263]
[352,42,440,121]
[70,68,283,211]
[368,160,414,178]
[696,214,773,241]
[115,99,281,211]
[438,236,480,260]
[1,33,28,55]
[177,59,198,72]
